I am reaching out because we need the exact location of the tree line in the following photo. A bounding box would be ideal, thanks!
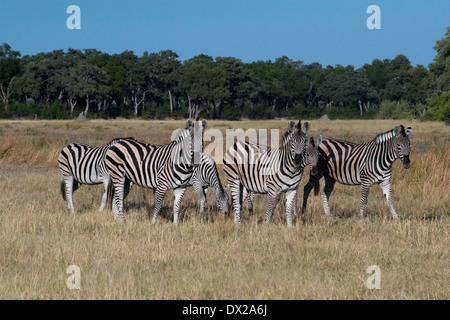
[0,27,448,122]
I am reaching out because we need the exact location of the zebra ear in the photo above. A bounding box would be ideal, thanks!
[202,119,207,130]
[302,121,310,133]
[406,127,412,136]
[309,136,315,147]
[186,119,193,129]
[289,120,296,132]
[317,135,322,146]
[394,126,402,136]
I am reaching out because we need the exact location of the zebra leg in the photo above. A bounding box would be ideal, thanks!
[193,182,206,215]
[265,190,281,224]
[242,188,255,214]
[380,180,398,219]
[123,178,132,201]
[302,174,321,213]
[359,181,372,218]
[285,189,297,227]
[99,180,108,213]
[151,185,168,224]
[64,176,75,213]
[111,178,126,222]
[229,181,243,224]
[248,191,255,215]
[173,187,187,225]
[321,176,335,217]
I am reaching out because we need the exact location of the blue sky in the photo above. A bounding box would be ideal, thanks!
[0,0,448,68]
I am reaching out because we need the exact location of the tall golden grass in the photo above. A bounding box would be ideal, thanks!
[0,119,448,299]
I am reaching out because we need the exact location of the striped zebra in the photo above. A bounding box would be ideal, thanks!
[170,129,229,215]
[188,153,230,215]
[58,137,136,213]
[105,119,207,224]
[223,120,312,226]
[301,125,412,219]
[119,152,230,216]
[241,135,322,217]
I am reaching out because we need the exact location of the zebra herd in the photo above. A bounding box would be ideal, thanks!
[58,120,412,225]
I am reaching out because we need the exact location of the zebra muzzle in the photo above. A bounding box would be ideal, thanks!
[402,155,411,169]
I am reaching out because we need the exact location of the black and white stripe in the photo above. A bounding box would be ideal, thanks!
[223,120,311,226]
[188,153,230,215]
[105,120,207,224]
[241,135,322,217]
[302,125,412,218]
[58,137,136,213]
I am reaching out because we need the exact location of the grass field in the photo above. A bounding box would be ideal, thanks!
[0,119,448,299]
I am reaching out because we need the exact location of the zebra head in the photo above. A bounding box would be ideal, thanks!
[287,120,310,167]
[393,125,412,169]
[305,135,322,176]
[218,185,230,214]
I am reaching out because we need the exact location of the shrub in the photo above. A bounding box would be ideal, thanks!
[423,92,450,124]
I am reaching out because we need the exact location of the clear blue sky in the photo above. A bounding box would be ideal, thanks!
[0,0,448,68]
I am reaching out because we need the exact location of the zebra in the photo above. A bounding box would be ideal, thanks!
[119,152,230,216]
[105,119,207,224]
[241,135,322,217]
[58,137,136,213]
[169,129,230,215]
[223,120,312,226]
[301,125,412,219]
[188,153,230,215]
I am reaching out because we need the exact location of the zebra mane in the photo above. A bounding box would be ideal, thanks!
[171,128,190,143]
[374,130,395,143]
[107,137,136,146]
[281,130,296,146]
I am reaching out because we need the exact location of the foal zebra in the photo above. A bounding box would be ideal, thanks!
[223,120,312,226]
[242,135,322,217]
[58,137,136,213]
[187,153,230,215]
[105,120,207,224]
[301,125,412,219]
[170,129,229,215]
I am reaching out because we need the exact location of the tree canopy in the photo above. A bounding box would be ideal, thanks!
[0,27,448,122]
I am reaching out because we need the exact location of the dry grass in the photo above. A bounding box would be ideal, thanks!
[0,119,448,299]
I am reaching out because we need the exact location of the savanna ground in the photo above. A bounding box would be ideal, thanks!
[0,119,448,299]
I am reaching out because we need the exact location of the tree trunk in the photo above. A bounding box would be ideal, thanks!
[85,94,90,115]
[194,103,202,119]
[134,94,139,118]
[188,95,192,118]
[358,100,363,116]
[69,98,77,116]
[168,89,173,113]
[0,84,11,110]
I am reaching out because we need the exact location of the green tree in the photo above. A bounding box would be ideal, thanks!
[66,61,109,116]
[0,43,21,109]
[179,55,229,119]
[319,70,377,115]
[429,26,450,93]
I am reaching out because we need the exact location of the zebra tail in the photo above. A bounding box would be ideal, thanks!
[313,180,320,196]
[60,176,66,201]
